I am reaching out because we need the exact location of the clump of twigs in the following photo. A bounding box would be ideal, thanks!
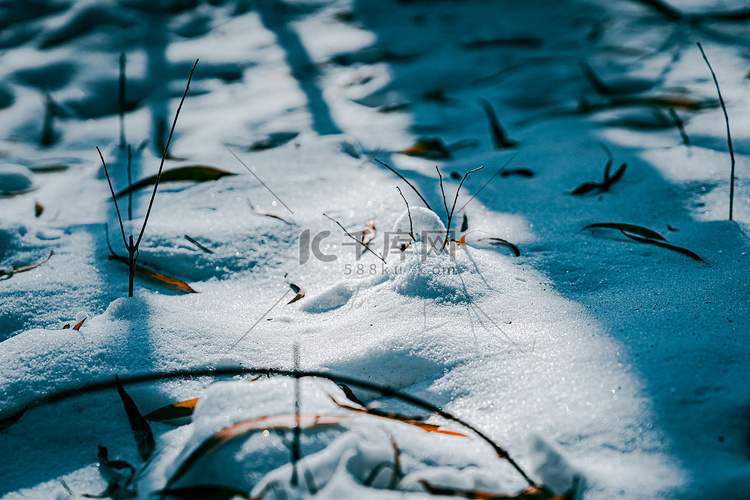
[569,144,626,195]
[436,165,484,247]
[373,159,483,249]
[98,59,198,297]
[697,42,735,221]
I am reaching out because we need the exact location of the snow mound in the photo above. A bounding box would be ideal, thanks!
[392,207,446,252]
[0,164,34,194]
[154,377,565,499]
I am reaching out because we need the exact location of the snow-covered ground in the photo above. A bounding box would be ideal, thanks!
[1,0,749,498]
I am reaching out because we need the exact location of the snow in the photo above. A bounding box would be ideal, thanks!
[1,0,750,498]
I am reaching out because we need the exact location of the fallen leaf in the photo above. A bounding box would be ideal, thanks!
[115,375,154,462]
[337,383,367,407]
[72,317,86,331]
[288,283,305,304]
[477,237,521,257]
[144,398,200,421]
[361,220,376,248]
[247,131,299,151]
[479,98,518,149]
[570,181,601,195]
[114,166,236,198]
[97,446,136,475]
[62,323,70,329]
[401,138,452,159]
[248,199,295,225]
[0,250,54,279]
[109,254,197,293]
[500,168,534,178]
[0,406,27,432]
[462,37,543,50]
[620,230,704,262]
[581,223,666,241]
[34,201,44,217]
[460,214,469,232]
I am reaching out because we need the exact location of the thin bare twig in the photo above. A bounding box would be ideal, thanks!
[227,146,294,214]
[291,344,301,487]
[97,147,128,249]
[227,289,291,351]
[396,186,415,242]
[456,152,519,214]
[119,52,126,150]
[135,59,198,249]
[697,42,735,221]
[127,145,133,220]
[436,166,449,219]
[323,213,386,263]
[668,108,691,147]
[445,166,484,246]
[374,158,432,211]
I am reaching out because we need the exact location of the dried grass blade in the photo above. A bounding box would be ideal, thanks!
[248,199,295,225]
[97,446,135,475]
[144,398,200,421]
[361,220,376,248]
[184,234,213,254]
[620,231,705,262]
[570,182,601,195]
[3,250,54,277]
[478,98,518,148]
[477,238,521,257]
[114,166,236,198]
[608,163,627,185]
[288,283,305,304]
[581,223,666,241]
[400,138,452,159]
[109,254,197,293]
[115,375,154,461]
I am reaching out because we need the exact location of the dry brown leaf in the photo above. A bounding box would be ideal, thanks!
[72,317,86,331]
[248,199,294,225]
[361,220,376,248]
[109,254,197,293]
[477,237,521,257]
[34,201,44,217]
[114,166,236,198]
[288,283,305,304]
[115,375,154,462]
[145,397,200,421]
[0,250,54,278]
[400,138,452,159]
